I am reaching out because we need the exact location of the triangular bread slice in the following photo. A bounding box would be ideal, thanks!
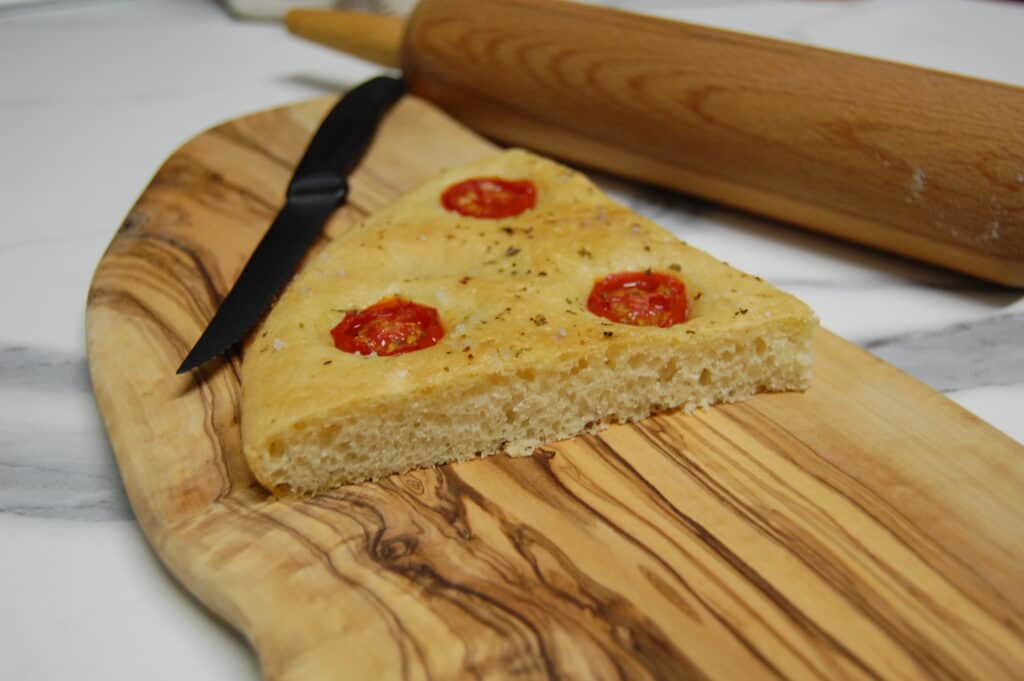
[242,149,817,494]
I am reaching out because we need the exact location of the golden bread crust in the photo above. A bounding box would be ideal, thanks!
[242,150,817,493]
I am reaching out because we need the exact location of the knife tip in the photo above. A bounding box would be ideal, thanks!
[176,346,211,375]
[176,357,198,375]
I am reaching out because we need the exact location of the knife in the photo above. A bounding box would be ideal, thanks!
[177,75,406,374]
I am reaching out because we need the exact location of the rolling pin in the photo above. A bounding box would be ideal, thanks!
[287,0,1024,286]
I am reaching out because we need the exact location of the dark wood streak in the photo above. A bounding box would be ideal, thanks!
[289,499,431,681]
[556,438,815,680]
[193,366,236,503]
[570,435,808,680]
[112,233,243,387]
[131,233,225,324]
[85,282,237,519]
[677,419,979,680]
[87,285,190,363]
[642,415,939,678]
[91,272,239,502]
[331,482,536,681]
[708,405,1024,679]
[239,500,425,679]
[151,155,278,219]
[638,565,702,622]
[211,122,304,173]
[632,414,1010,681]
[205,490,437,680]
[94,222,251,501]
[324,478,561,680]
[499,450,733,679]
[587,430,881,681]
[323,463,707,681]
[730,403,1024,627]
[460,458,698,681]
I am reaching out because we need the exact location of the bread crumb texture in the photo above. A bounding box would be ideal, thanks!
[242,149,818,494]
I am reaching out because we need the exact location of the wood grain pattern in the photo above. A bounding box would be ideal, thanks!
[86,94,1024,681]
[392,0,1024,286]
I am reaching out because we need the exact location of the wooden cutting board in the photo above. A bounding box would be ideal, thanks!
[86,95,1024,681]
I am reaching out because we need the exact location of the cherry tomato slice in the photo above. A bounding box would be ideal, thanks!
[587,271,688,327]
[331,297,444,356]
[441,177,536,219]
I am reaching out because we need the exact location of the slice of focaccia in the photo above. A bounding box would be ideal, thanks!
[242,149,817,494]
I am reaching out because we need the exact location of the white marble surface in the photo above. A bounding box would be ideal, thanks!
[1,0,1022,678]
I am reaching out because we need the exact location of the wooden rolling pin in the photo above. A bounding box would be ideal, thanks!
[287,0,1024,286]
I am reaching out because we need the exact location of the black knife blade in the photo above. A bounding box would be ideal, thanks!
[177,75,406,374]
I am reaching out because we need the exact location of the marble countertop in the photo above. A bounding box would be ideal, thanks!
[2,0,1022,678]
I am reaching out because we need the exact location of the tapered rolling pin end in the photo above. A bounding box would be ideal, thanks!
[285,8,404,68]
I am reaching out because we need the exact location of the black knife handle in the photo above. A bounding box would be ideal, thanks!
[288,76,406,201]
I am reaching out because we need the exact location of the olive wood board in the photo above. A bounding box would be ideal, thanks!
[86,94,1024,681]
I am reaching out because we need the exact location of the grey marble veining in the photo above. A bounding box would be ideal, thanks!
[0,343,92,392]
[0,343,132,520]
[866,313,1024,394]
[0,423,132,520]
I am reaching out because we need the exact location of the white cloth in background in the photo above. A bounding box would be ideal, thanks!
[222,0,415,20]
